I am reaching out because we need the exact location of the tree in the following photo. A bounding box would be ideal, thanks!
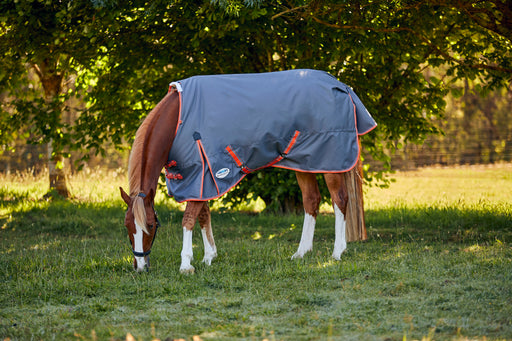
[0,0,112,197]
[205,0,512,210]
[2,0,511,210]
[75,0,443,211]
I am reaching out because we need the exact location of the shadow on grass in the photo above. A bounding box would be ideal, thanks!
[0,199,126,238]
[1,192,511,246]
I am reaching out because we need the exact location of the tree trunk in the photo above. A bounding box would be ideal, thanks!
[344,159,367,242]
[33,59,70,198]
[47,139,69,198]
[260,192,303,214]
[281,196,303,215]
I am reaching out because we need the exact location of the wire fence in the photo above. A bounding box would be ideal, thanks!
[2,134,512,175]
[386,132,512,170]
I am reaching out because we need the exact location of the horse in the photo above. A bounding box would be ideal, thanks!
[120,69,376,272]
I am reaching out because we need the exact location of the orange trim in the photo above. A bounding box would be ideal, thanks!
[175,91,182,136]
[195,141,205,199]
[226,131,301,173]
[173,172,249,203]
[347,91,359,136]
[346,91,364,169]
[198,139,220,195]
[225,146,243,167]
[346,91,377,136]
[252,130,301,171]
[273,164,355,173]
[259,155,283,169]
[226,146,252,173]
[283,130,300,155]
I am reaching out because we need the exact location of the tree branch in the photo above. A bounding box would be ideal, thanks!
[31,63,43,80]
[271,5,307,20]
[273,1,512,77]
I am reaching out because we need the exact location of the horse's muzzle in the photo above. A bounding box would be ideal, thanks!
[133,255,150,272]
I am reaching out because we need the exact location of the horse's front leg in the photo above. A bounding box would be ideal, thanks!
[198,202,217,265]
[180,201,205,273]
[292,172,321,259]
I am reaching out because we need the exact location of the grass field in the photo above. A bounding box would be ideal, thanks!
[1,164,511,340]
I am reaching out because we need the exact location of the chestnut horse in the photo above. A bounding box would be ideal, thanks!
[121,74,374,273]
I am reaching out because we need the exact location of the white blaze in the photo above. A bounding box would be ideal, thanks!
[134,221,147,271]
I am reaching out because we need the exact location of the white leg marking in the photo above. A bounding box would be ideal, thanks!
[134,222,147,272]
[180,227,195,273]
[201,227,217,266]
[332,203,347,260]
[292,212,316,259]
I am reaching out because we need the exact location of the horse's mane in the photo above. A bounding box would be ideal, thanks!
[128,113,152,197]
[128,95,171,197]
[127,95,170,232]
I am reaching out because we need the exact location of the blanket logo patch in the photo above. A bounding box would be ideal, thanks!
[215,168,230,179]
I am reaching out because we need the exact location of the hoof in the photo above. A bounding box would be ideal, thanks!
[292,246,312,260]
[180,265,195,274]
[332,245,347,260]
[202,253,217,266]
[332,253,342,261]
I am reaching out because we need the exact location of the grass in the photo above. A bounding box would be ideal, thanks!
[0,164,511,340]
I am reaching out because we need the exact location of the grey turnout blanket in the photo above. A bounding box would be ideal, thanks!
[165,69,377,202]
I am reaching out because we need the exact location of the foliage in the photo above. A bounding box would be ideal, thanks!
[221,169,330,213]
[0,0,100,146]
[1,0,512,208]
[84,0,512,211]
[0,0,119,195]
[0,166,511,339]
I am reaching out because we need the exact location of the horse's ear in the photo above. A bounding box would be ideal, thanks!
[145,188,155,203]
[120,187,131,205]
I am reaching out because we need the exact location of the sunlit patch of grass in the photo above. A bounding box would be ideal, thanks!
[0,164,511,340]
[365,163,512,210]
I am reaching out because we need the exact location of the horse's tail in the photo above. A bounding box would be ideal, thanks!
[132,196,149,235]
[344,158,367,242]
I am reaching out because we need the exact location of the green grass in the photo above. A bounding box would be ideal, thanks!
[1,165,511,340]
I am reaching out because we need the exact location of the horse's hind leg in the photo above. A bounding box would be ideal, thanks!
[198,202,217,265]
[292,171,321,259]
[324,173,349,260]
[180,201,206,273]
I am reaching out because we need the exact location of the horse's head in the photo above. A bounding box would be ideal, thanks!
[120,187,160,272]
